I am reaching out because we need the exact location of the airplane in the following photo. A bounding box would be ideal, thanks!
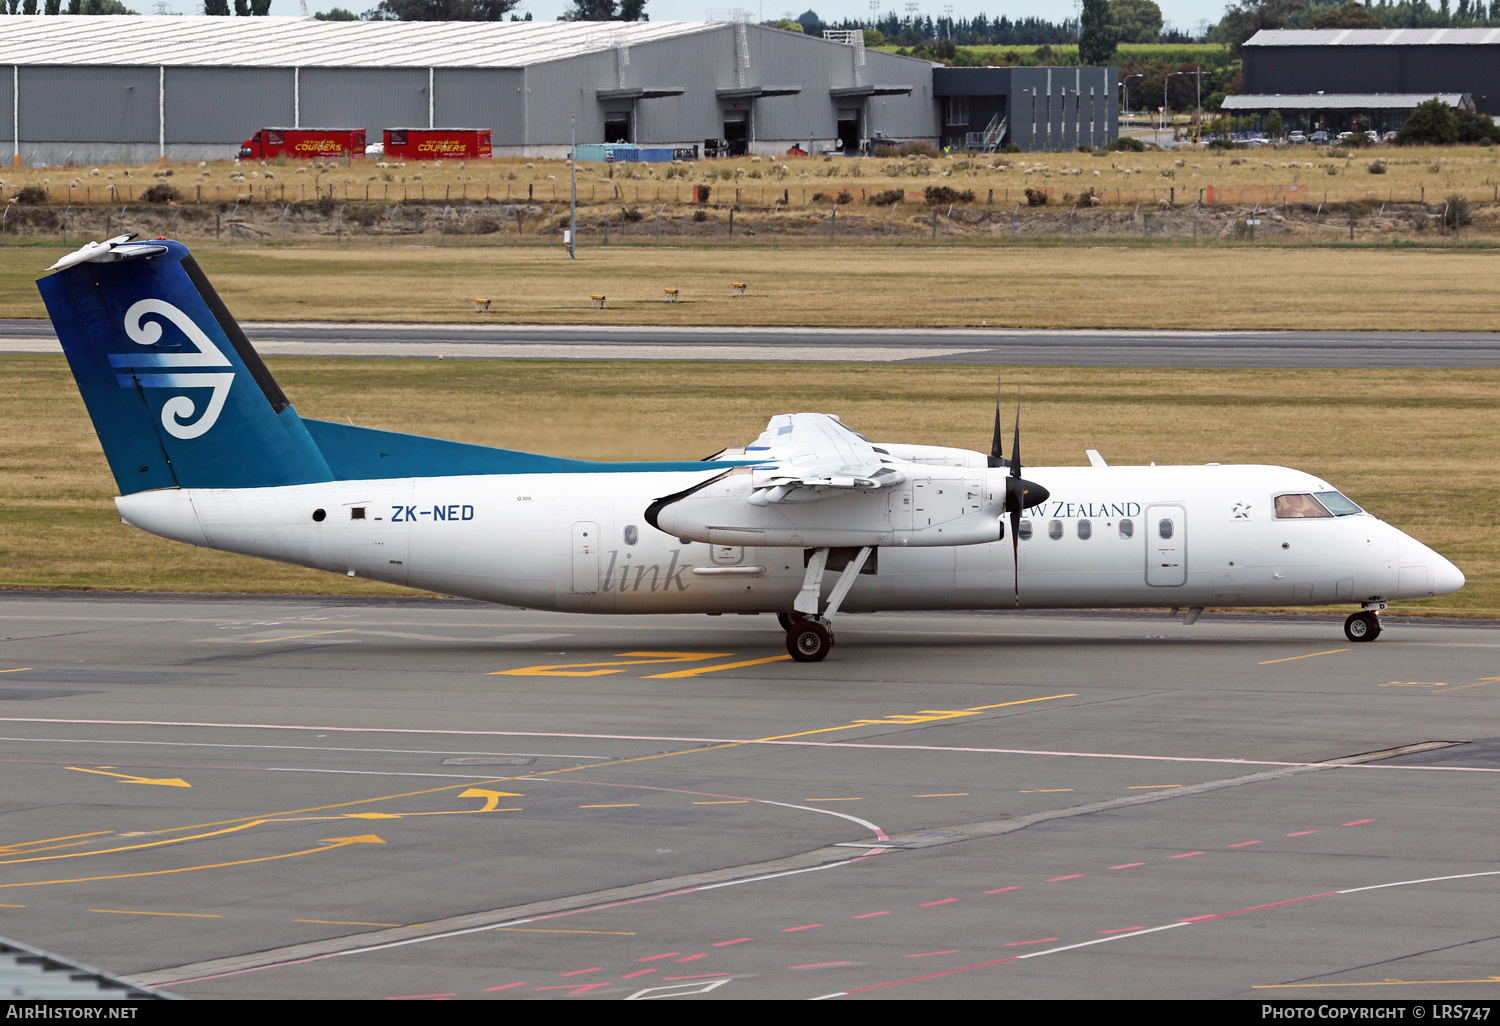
[37,235,1465,662]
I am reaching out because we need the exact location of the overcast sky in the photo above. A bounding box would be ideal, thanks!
[150,1,1224,38]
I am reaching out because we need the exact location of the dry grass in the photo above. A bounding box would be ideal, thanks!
[1,356,1496,617]
[5,244,1500,330]
[6,145,1500,211]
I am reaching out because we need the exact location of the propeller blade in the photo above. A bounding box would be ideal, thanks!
[1011,503,1021,606]
[987,369,1005,468]
[1010,389,1022,479]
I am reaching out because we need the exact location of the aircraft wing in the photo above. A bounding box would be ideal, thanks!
[740,413,907,506]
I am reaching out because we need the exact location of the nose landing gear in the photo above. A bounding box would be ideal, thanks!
[1344,610,1382,642]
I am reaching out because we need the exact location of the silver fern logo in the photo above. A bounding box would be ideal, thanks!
[109,299,233,440]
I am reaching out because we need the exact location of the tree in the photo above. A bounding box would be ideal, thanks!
[315,6,360,16]
[795,9,824,35]
[1110,0,1162,43]
[1265,108,1283,137]
[1218,0,1303,56]
[1079,0,1119,65]
[769,17,803,31]
[1395,97,1459,145]
[1307,2,1381,27]
[559,0,644,19]
[204,0,230,13]
[1455,105,1500,143]
[372,0,522,18]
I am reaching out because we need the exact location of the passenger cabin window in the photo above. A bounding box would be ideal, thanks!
[1158,518,1174,539]
[623,525,639,545]
[1077,519,1091,540]
[1275,493,1333,519]
[1119,518,1134,539]
[1048,520,1063,540]
[1018,520,1032,541]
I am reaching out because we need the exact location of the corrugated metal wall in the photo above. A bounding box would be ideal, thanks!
[166,67,293,144]
[1245,43,1500,113]
[19,66,157,144]
[299,67,428,134]
[432,68,525,146]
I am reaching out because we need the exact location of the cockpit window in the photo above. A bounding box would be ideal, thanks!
[1313,491,1363,516]
[1275,493,1333,519]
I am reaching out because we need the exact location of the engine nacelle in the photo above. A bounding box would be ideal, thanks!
[649,465,1008,548]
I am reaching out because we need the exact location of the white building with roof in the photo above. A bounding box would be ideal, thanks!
[0,14,940,164]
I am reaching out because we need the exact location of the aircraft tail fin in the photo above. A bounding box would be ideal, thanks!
[37,236,333,494]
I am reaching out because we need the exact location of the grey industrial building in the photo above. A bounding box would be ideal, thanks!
[1235,27,1500,132]
[0,15,1113,164]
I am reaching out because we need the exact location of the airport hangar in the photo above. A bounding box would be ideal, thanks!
[1226,27,1500,133]
[0,14,1116,165]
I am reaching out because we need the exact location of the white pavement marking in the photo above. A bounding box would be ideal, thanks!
[0,338,986,362]
[2,717,1494,773]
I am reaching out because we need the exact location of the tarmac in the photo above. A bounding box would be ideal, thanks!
[7,320,1500,367]
[0,591,1497,1000]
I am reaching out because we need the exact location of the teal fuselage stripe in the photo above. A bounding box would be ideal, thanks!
[301,418,743,479]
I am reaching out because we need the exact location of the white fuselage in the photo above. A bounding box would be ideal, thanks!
[116,462,1463,614]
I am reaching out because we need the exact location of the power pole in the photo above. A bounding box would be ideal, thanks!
[568,114,577,261]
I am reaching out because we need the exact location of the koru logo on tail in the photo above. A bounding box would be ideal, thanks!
[109,299,233,439]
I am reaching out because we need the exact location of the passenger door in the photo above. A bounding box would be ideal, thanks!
[1145,504,1187,587]
[571,521,600,594]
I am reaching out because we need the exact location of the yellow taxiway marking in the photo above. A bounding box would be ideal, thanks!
[343,812,403,819]
[1254,978,1500,989]
[1259,649,1349,665]
[0,835,384,890]
[1128,785,1182,790]
[252,628,361,644]
[0,904,26,908]
[0,820,268,866]
[1433,676,1500,694]
[646,655,793,678]
[914,793,969,798]
[0,668,32,674]
[491,652,730,678]
[0,693,1078,869]
[0,831,113,855]
[496,928,637,936]
[90,909,222,918]
[68,766,191,788]
[457,788,524,812]
[294,919,403,928]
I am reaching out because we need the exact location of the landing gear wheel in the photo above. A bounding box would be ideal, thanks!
[777,611,808,632]
[786,621,834,662]
[1344,611,1382,643]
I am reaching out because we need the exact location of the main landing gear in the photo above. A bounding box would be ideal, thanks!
[780,546,873,663]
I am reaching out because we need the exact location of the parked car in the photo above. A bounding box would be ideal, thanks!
[1365,130,1381,143]
[1383,130,1399,142]
[1288,130,1307,144]
[1335,131,1353,142]
[1311,130,1329,144]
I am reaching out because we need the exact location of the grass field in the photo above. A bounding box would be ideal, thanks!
[6,144,1500,214]
[1,356,1495,617]
[4,244,1500,330]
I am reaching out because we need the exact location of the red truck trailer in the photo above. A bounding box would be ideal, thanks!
[383,128,492,160]
[238,128,368,161]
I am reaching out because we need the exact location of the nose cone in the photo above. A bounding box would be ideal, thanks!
[1432,553,1466,596]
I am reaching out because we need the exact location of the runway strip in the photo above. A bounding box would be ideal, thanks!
[6,320,1500,367]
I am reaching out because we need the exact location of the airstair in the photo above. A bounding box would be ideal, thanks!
[964,113,1008,152]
